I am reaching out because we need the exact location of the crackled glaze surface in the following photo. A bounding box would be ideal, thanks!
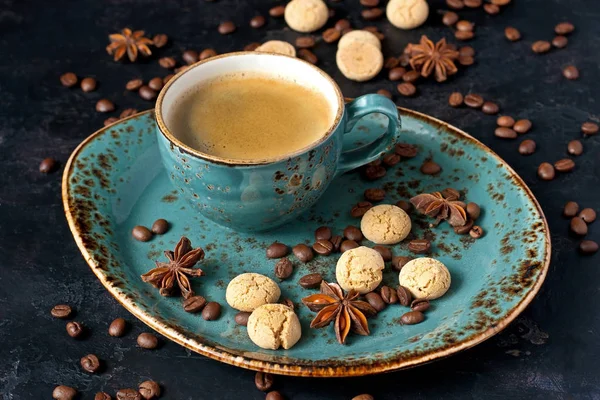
[63,109,550,377]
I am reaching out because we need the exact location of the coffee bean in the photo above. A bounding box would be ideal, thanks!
[388,67,406,81]
[199,48,217,60]
[95,392,111,400]
[567,140,583,156]
[446,0,464,9]
[409,239,431,253]
[313,239,334,255]
[39,157,59,174]
[570,217,588,235]
[518,139,536,155]
[298,49,318,64]
[80,354,101,373]
[361,7,383,20]
[563,65,579,80]
[382,153,400,166]
[147,219,168,236]
[532,40,551,54]
[563,201,579,217]
[274,258,294,280]
[456,20,474,32]
[137,332,159,349]
[495,127,517,139]
[269,5,285,17]
[255,371,275,391]
[343,226,363,241]
[401,310,425,325]
[392,256,412,272]
[104,117,119,126]
[555,22,575,35]
[139,380,160,400]
[364,164,387,180]
[464,93,484,108]
[402,70,420,83]
[373,245,392,261]
[116,389,141,400]
[340,240,359,252]
[66,321,84,338]
[579,208,596,223]
[458,55,474,66]
[119,108,138,119]
[395,143,418,158]
[513,119,532,134]
[579,240,598,255]
[455,30,474,40]
[80,77,97,92]
[361,0,379,5]
[51,304,72,319]
[464,0,482,7]
[384,57,399,70]
[266,242,288,258]
[182,50,199,65]
[333,19,350,32]
[442,11,459,26]
[183,295,207,313]
[299,273,323,289]
[218,21,236,34]
[380,286,398,304]
[328,235,342,252]
[448,92,464,107]
[374,89,392,101]
[554,158,575,172]
[396,285,412,306]
[235,311,251,326]
[469,225,484,238]
[482,101,499,115]
[397,82,416,97]
[243,42,260,51]
[454,219,474,234]
[364,188,385,202]
[497,115,515,127]
[537,163,555,180]
[95,99,114,113]
[295,36,315,48]
[504,26,521,41]
[158,57,176,69]
[266,391,285,400]
[458,47,474,58]
[411,298,431,312]
[351,201,373,217]
[139,86,158,101]
[491,0,511,5]
[132,225,152,242]
[108,317,127,337]
[202,302,221,320]
[150,33,167,48]
[60,72,78,87]
[280,298,295,310]
[420,160,441,175]
[551,35,568,49]
[53,385,77,400]
[322,28,341,43]
[126,79,143,91]
[464,202,480,220]
[293,244,314,263]
[250,15,266,28]
[398,53,410,66]
[483,3,500,14]
[582,122,599,136]
[312,227,331,242]
[365,292,386,312]
[352,394,374,400]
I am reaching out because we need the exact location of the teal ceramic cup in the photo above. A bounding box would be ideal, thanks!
[155,52,401,232]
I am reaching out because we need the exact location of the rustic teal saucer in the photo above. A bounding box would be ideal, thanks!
[62,108,550,377]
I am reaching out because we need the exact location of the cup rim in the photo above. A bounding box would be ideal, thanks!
[155,51,345,166]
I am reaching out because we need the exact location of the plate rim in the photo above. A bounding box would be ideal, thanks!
[62,108,551,377]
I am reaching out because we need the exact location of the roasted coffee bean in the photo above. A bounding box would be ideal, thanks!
[139,85,157,101]
[340,240,359,252]
[298,49,318,64]
[182,50,199,65]
[344,226,363,241]
[567,140,583,156]
[95,392,111,400]
[382,153,400,166]
[201,302,221,321]
[365,292,386,312]
[280,298,295,309]
[396,285,412,306]
[265,391,284,400]
[364,188,385,202]
[402,70,420,83]
[235,311,251,326]
[420,160,441,175]
[53,385,77,400]
[315,226,332,241]
[380,286,398,304]
[563,65,579,80]
[137,332,159,349]
[153,33,168,48]
[495,127,517,139]
[119,108,138,119]
[408,239,431,253]
[455,30,474,40]
[497,115,515,127]
[448,92,464,107]
[555,22,575,35]
[51,304,72,319]
[158,56,176,69]
[66,321,84,338]
[80,354,101,373]
[330,235,343,252]
[518,139,536,155]
[446,0,464,9]
[384,57,399,69]
[108,317,127,337]
[116,389,141,400]
[80,77,97,92]
[266,242,288,258]
[149,218,168,235]
[39,157,59,174]
[491,0,511,5]
[482,101,499,115]
[199,48,217,60]
[554,158,575,172]
[250,15,266,28]
[459,46,475,57]
[465,202,481,220]
[442,11,459,26]
[504,26,521,41]
[323,28,341,43]
[532,40,551,54]
[563,201,579,217]
[513,119,532,134]
[244,42,261,51]
[469,225,484,238]
[401,310,425,325]
[411,298,431,312]
[174,65,189,74]
[292,243,314,262]
[483,3,500,14]
[552,35,568,48]
[255,371,275,391]
[351,201,373,217]
[132,225,153,242]
[373,245,392,261]
[364,164,387,180]
[335,19,351,31]
[570,217,588,235]
[456,20,474,32]
[218,21,236,34]
[275,258,294,280]
[537,162,555,180]
[458,55,474,66]
[464,0,482,7]
[582,122,599,136]
[398,53,410,66]
[361,7,383,20]
[580,240,599,255]
[454,219,474,234]
[388,67,406,81]
[60,72,78,87]
[313,239,334,255]
[269,5,285,17]
[361,0,379,5]
[397,82,416,97]
[295,36,315,48]
[395,201,411,214]
[395,143,418,157]
[352,394,374,400]
[464,93,484,108]
[183,296,207,313]
[96,99,115,113]
[126,79,143,91]
[392,256,412,272]
[579,208,596,223]
[299,273,323,289]
[138,380,160,399]
[377,89,392,99]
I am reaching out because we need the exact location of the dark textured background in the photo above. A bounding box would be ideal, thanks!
[1,0,599,398]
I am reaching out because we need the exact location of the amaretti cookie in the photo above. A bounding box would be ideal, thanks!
[247,304,302,350]
[399,257,451,299]
[360,204,412,244]
[335,246,384,294]
[226,273,281,312]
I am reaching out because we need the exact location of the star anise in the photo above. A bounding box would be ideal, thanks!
[106,28,153,62]
[302,281,376,345]
[410,191,467,227]
[409,36,459,83]
[141,237,205,299]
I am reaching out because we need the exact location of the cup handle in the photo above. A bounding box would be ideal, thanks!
[335,94,401,177]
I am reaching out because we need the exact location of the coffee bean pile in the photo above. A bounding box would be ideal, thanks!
[563,201,598,254]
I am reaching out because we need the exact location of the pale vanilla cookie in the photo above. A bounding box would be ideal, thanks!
[386,0,429,30]
[247,304,302,350]
[338,30,382,50]
[399,257,451,300]
[226,273,281,312]
[336,41,384,82]
[336,246,384,294]
[360,204,411,244]
[255,40,297,57]
[284,0,328,33]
